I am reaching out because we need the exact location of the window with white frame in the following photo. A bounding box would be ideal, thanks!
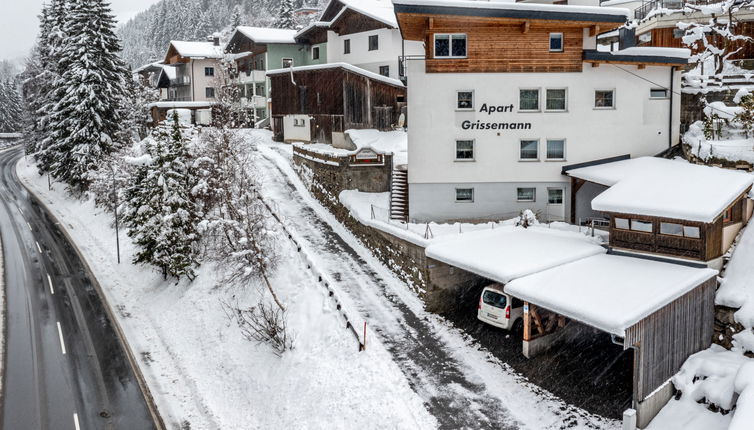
[595,90,615,108]
[455,188,474,202]
[517,188,536,202]
[650,88,669,98]
[519,139,539,160]
[379,65,389,77]
[547,189,564,204]
[519,89,540,111]
[205,87,215,98]
[434,34,467,58]
[545,89,567,111]
[293,118,306,127]
[204,67,214,76]
[455,140,474,160]
[457,91,473,110]
[546,139,565,160]
[549,33,564,52]
[282,58,294,68]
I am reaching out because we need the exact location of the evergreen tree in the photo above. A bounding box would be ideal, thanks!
[40,0,131,189]
[276,0,296,29]
[123,113,201,280]
[0,80,24,133]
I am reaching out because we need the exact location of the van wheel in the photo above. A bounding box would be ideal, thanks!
[512,319,524,337]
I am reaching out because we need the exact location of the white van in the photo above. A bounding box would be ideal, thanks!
[477,284,524,334]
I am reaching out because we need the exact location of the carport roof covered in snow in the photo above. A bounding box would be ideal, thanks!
[505,254,717,337]
[424,227,606,284]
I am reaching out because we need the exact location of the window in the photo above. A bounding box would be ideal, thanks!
[482,290,506,309]
[293,118,306,127]
[205,87,215,98]
[255,108,266,119]
[456,188,474,202]
[660,222,684,236]
[344,39,351,54]
[282,58,294,68]
[684,226,701,238]
[517,188,536,202]
[545,89,566,111]
[723,208,733,223]
[312,46,320,60]
[546,139,565,160]
[255,83,265,96]
[548,189,564,205]
[434,34,467,58]
[379,65,390,77]
[368,35,379,51]
[614,218,629,230]
[457,91,473,110]
[595,90,615,108]
[519,139,539,160]
[519,89,540,111]
[455,140,474,160]
[650,88,669,98]
[549,33,564,52]
[204,67,214,77]
[630,219,653,233]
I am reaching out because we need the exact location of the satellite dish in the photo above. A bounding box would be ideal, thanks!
[398,113,406,128]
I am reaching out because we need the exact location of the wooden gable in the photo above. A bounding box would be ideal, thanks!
[330,7,394,36]
[164,44,190,65]
[225,30,268,55]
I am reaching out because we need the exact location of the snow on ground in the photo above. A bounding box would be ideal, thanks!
[245,129,620,429]
[16,158,436,429]
[718,223,754,328]
[293,128,408,165]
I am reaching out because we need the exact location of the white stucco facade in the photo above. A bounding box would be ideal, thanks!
[326,28,423,80]
[406,59,683,222]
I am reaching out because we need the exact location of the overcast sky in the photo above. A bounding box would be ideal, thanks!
[0,0,163,61]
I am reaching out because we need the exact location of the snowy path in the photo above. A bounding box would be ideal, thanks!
[254,139,617,430]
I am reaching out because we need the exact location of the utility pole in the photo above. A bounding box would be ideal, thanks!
[111,163,121,264]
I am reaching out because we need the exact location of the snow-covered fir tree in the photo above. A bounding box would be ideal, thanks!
[123,113,201,280]
[39,0,131,190]
[0,80,24,133]
[276,0,297,29]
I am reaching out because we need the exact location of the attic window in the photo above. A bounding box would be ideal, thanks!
[434,34,466,58]
[312,46,320,60]
[549,33,563,52]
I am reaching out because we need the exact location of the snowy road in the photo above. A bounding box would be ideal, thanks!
[254,139,617,430]
[0,148,157,430]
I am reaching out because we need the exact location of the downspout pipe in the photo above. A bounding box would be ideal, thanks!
[668,66,675,149]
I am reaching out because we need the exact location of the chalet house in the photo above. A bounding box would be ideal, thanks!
[134,62,168,100]
[268,64,406,145]
[566,156,754,268]
[266,0,423,144]
[150,39,224,125]
[393,0,689,223]
[224,27,300,125]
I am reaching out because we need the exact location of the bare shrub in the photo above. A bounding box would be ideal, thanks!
[222,298,293,356]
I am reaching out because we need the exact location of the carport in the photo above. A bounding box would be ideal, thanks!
[505,254,717,428]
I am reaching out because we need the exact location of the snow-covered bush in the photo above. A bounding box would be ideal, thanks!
[222,298,293,356]
[515,209,539,228]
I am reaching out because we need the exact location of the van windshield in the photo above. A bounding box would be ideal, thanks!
[482,290,507,309]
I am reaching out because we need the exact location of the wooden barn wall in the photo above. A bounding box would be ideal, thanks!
[625,277,716,401]
[643,25,754,60]
[270,69,406,135]
[608,212,713,260]
[331,9,392,36]
[396,14,589,73]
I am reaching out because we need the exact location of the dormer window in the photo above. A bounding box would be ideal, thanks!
[549,33,563,52]
[434,34,467,58]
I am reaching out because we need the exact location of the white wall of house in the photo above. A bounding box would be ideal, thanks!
[190,58,221,102]
[283,115,312,142]
[406,59,682,222]
[326,28,422,79]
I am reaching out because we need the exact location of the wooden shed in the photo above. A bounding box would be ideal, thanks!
[267,64,406,145]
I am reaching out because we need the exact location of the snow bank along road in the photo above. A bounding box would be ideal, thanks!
[0,148,156,429]
[256,141,617,430]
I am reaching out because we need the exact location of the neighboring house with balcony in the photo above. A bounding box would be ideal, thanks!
[224,27,300,125]
[151,39,224,125]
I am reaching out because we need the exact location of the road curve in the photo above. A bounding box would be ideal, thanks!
[0,147,156,430]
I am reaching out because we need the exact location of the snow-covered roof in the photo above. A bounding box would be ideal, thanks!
[425,227,606,284]
[337,0,398,27]
[295,21,331,39]
[134,61,165,74]
[392,0,630,22]
[266,62,404,87]
[612,46,690,59]
[567,157,754,223]
[158,65,177,81]
[505,254,717,336]
[147,101,215,109]
[235,26,298,44]
[0,133,23,139]
[347,129,408,165]
[169,41,224,59]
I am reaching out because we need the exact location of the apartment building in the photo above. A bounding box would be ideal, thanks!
[393,0,689,223]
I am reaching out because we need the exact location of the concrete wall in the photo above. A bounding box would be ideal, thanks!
[574,181,609,224]
[327,28,423,80]
[190,58,222,102]
[283,115,312,142]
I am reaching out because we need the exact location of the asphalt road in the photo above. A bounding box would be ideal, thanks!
[0,148,156,430]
